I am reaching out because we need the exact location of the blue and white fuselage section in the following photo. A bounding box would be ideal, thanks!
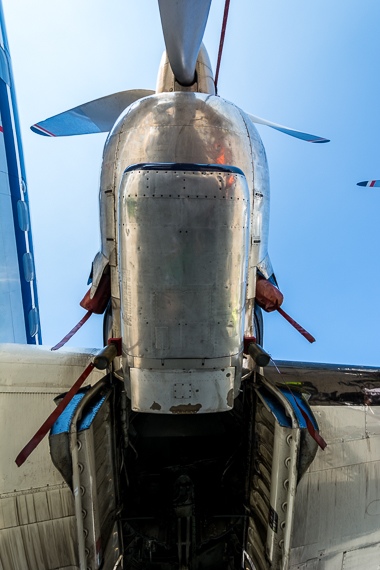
[0,1,40,344]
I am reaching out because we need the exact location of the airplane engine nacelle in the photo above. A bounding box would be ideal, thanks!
[98,92,270,412]
[118,164,249,413]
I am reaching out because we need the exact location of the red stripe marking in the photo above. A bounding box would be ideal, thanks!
[215,0,231,91]
[51,310,93,351]
[34,124,56,137]
[283,386,327,450]
[277,307,316,343]
[298,405,327,450]
[0,126,4,132]
[15,361,95,467]
[370,180,376,187]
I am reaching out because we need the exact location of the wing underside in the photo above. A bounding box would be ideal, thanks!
[2,347,380,570]
[263,361,380,569]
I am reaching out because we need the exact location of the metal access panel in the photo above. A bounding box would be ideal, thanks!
[118,163,250,413]
[245,379,320,570]
[246,392,300,570]
[49,380,120,570]
[130,367,235,413]
[69,385,120,570]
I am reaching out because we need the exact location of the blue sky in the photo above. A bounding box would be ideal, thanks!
[3,0,380,366]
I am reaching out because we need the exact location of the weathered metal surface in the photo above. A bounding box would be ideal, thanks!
[130,354,239,369]
[119,167,249,360]
[0,486,77,569]
[258,364,380,568]
[130,367,235,413]
[289,404,380,569]
[246,378,316,570]
[155,43,216,94]
[72,384,119,570]
[118,165,249,411]
[265,360,380,405]
[0,344,105,493]
[99,88,270,305]
[102,522,121,570]
[0,344,107,570]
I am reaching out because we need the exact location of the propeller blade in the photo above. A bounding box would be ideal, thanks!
[247,113,330,143]
[31,89,154,136]
[158,0,211,86]
[357,180,380,187]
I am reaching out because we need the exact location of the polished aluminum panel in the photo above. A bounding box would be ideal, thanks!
[156,44,216,95]
[240,110,271,280]
[98,91,271,333]
[118,166,249,413]
[130,367,235,413]
[96,90,273,406]
[118,167,249,360]
[100,92,268,267]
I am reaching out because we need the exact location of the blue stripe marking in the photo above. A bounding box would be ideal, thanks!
[280,388,319,430]
[258,386,293,427]
[50,390,107,435]
[0,77,41,343]
[50,391,87,435]
[8,72,42,341]
[257,386,318,430]
[0,8,42,342]
[78,396,107,430]
[0,46,10,85]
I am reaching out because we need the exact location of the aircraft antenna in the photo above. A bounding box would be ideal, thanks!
[215,0,231,92]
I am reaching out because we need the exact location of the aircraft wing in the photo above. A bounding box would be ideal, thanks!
[0,343,107,570]
[2,350,380,570]
[262,360,380,568]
